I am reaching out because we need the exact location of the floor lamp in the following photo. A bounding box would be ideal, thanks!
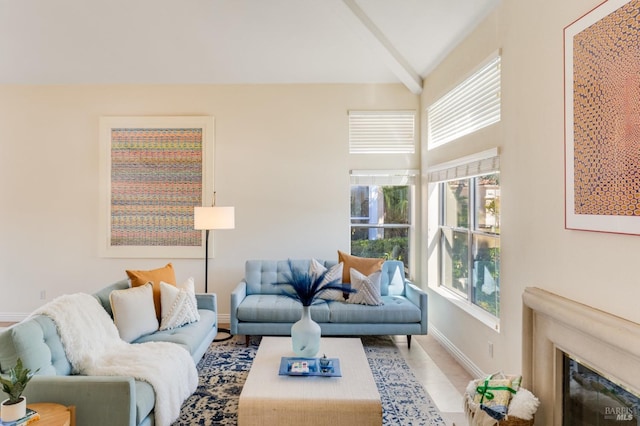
[194,195,235,341]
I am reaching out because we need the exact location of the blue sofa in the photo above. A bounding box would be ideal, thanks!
[230,259,428,348]
[0,279,218,426]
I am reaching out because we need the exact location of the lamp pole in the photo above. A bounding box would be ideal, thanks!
[193,195,235,341]
[204,229,210,293]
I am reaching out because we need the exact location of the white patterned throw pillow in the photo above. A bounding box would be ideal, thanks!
[309,258,345,301]
[160,277,200,330]
[348,268,384,306]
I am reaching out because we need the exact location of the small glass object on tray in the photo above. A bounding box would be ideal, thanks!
[279,356,342,377]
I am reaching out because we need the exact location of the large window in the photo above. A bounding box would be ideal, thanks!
[439,174,500,316]
[350,171,416,275]
[427,149,500,323]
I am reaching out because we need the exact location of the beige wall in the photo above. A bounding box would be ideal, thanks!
[0,84,418,318]
[4,0,638,381]
[422,0,640,375]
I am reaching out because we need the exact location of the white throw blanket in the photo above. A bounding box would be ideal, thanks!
[33,293,198,426]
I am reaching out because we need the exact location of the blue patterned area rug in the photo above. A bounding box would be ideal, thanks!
[172,335,446,425]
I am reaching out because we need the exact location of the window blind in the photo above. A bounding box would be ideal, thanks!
[427,54,501,149]
[427,148,499,182]
[349,111,416,154]
[350,169,419,186]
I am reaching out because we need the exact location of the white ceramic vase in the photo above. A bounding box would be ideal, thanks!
[291,305,321,357]
[1,397,27,422]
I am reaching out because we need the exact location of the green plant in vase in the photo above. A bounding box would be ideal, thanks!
[0,358,38,422]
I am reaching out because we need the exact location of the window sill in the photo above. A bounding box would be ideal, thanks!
[430,285,501,332]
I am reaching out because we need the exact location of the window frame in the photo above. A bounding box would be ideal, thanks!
[427,150,500,331]
[438,174,500,310]
[350,170,418,278]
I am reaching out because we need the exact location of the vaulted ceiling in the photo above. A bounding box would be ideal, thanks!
[0,0,500,93]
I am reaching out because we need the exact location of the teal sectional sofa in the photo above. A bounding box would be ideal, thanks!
[230,259,428,348]
[0,279,218,426]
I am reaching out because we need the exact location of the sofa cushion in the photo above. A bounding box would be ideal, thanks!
[338,251,384,284]
[133,309,216,355]
[387,264,405,296]
[328,296,421,323]
[126,263,176,319]
[236,294,331,323]
[380,260,406,296]
[110,283,159,342]
[245,259,336,296]
[135,380,155,425]
[160,278,200,331]
[0,315,71,376]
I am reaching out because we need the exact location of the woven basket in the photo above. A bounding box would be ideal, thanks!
[464,393,535,426]
[499,417,534,426]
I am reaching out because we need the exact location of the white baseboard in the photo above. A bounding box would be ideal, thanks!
[428,323,486,379]
[218,313,230,324]
[0,313,29,322]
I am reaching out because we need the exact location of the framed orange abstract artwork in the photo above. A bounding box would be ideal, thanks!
[564,0,640,235]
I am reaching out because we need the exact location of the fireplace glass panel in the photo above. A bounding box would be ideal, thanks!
[563,354,640,425]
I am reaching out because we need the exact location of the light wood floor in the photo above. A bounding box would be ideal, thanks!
[396,334,472,425]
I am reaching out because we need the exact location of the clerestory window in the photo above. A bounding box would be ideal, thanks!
[427,53,501,150]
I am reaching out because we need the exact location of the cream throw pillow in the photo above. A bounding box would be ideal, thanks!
[309,259,345,301]
[110,283,159,342]
[160,277,200,330]
[348,268,384,306]
[126,263,176,320]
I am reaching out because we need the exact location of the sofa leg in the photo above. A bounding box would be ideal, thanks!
[245,335,250,347]
[407,335,412,349]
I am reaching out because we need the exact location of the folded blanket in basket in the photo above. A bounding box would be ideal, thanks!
[465,375,538,426]
[473,373,521,420]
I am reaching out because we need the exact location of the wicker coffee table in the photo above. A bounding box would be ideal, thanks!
[238,337,382,426]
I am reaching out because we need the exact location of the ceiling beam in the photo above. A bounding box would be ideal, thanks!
[340,0,423,95]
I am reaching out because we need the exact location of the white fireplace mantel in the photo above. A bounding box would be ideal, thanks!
[523,287,640,424]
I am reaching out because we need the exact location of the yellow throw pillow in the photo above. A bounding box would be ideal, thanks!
[126,263,176,320]
[337,250,384,283]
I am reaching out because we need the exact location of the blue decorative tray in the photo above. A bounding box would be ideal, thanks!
[279,357,342,377]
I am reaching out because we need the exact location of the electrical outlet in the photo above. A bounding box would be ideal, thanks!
[488,341,494,358]
[40,290,46,300]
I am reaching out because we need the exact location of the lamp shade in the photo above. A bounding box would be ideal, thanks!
[194,206,235,230]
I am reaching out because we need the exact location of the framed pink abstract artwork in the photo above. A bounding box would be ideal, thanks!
[564,0,640,235]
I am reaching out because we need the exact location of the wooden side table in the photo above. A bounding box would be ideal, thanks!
[27,403,75,426]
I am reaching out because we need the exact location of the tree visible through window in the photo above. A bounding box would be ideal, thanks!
[350,184,411,267]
